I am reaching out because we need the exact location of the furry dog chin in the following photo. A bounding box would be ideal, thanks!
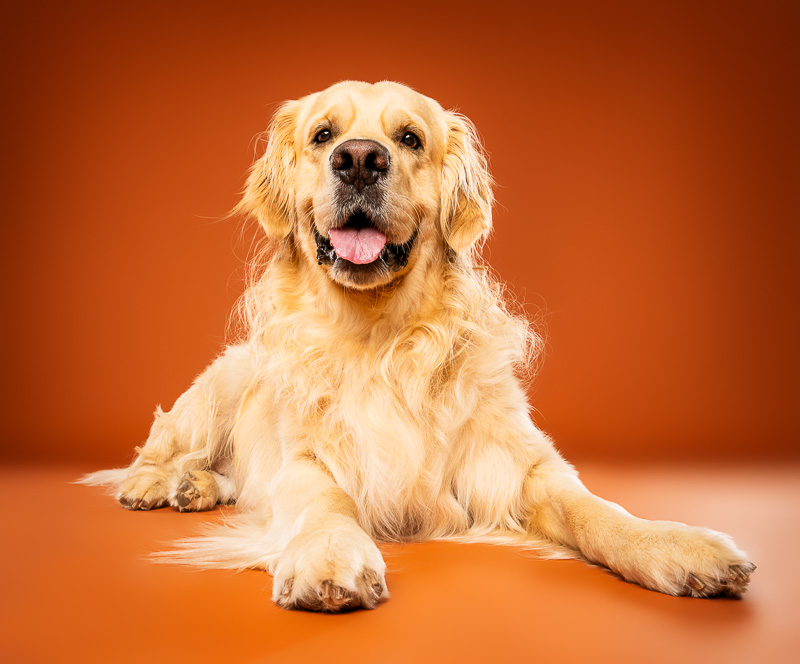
[82,80,754,612]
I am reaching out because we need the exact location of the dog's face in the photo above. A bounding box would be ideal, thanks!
[238,81,493,290]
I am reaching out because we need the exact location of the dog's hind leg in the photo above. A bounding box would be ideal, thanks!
[172,460,237,512]
[103,344,256,510]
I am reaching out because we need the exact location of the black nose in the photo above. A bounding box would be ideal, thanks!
[330,139,390,192]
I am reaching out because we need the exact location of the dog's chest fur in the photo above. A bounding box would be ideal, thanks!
[264,327,478,540]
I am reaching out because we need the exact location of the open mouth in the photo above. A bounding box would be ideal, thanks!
[314,209,417,273]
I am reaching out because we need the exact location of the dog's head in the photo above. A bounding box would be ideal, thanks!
[237,81,493,290]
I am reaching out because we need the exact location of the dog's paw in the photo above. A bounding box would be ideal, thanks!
[272,519,388,612]
[172,471,219,512]
[682,561,756,598]
[618,521,755,598]
[117,467,170,510]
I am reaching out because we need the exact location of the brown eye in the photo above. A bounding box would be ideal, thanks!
[402,131,421,149]
[314,129,332,144]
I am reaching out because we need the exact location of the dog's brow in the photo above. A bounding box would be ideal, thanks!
[307,104,351,136]
[309,119,331,135]
[307,115,331,135]
[382,109,427,142]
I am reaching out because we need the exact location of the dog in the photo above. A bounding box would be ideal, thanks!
[83,80,754,611]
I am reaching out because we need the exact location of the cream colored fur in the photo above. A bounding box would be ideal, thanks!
[82,81,754,611]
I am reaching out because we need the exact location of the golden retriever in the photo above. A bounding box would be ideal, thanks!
[83,81,754,611]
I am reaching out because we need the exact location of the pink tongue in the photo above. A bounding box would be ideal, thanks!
[328,227,387,265]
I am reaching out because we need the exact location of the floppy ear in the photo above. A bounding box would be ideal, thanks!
[439,112,494,252]
[235,100,300,240]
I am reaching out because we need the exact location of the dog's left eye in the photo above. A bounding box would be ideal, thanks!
[314,129,332,144]
[401,132,421,149]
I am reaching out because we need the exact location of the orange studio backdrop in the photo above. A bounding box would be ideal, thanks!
[2,0,798,464]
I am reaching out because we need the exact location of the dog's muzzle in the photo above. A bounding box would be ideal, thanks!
[318,141,416,273]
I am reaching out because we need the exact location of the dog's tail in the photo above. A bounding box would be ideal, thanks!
[75,468,129,494]
[436,531,580,560]
[152,514,285,571]
[79,470,284,570]
[153,523,577,572]
[78,472,579,569]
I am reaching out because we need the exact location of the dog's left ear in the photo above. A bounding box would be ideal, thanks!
[235,100,300,240]
[440,112,494,252]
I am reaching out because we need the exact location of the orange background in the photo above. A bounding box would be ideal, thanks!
[2,0,798,465]
[3,4,799,663]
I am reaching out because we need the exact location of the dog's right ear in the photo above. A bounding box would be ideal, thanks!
[235,100,300,240]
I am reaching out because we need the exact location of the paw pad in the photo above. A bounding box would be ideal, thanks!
[173,471,218,512]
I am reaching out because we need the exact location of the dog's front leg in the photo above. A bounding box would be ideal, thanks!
[268,456,387,612]
[525,458,755,597]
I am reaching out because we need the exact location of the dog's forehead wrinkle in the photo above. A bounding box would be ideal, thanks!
[304,99,355,136]
[380,107,428,139]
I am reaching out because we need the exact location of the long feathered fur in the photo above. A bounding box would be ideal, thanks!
[81,82,754,606]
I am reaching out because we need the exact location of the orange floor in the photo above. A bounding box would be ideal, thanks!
[2,463,798,663]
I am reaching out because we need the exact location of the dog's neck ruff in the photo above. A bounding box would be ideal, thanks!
[315,226,418,273]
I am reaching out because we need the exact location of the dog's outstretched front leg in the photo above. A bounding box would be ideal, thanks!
[525,458,755,597]
[269,457,387,612]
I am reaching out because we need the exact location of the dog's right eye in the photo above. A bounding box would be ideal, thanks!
[314,129,332,144]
